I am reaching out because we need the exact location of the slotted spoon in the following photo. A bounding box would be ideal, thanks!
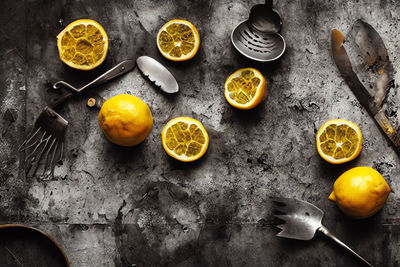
[231,0,285,62]
[272,197,373,266]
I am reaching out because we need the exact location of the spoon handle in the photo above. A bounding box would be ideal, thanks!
[265,0,273,8]
[318,225,374,267]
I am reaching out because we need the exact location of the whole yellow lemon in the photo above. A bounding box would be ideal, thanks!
[329,167,391,219]
[98,94,153,146]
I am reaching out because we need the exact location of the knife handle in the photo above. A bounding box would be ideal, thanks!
[374,109,400,153]
[49,60,135,109]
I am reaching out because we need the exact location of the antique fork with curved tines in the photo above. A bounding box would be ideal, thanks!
[272,197,374,267]
[19,60,135,180]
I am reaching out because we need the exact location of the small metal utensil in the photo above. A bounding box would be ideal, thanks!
[20,107,67,179]
[51,60,136,105]
[231,0,285,62]
[249,0,282,34]
[231,20,285,62]
[272,197,374,267]
[136,56,179,94]
[20,60,135,179]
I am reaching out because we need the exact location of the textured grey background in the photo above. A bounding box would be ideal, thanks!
[1,0,400,266]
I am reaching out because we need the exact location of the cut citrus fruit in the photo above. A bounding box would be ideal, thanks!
[316,119,362,164]
[161,117,209,162]
[224,68,267,110]
[57,19,108,70]
[156,19,200,61]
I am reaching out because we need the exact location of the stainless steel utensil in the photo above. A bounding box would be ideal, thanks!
[20,60,135,179]
[272,197,374,267]
[249,0,282,34]
[51,60,136,105]
[231,0,285,62]
[331,20,399,154]
[136,56,179,94]
[231,20,285,62]
[20,107,67,179]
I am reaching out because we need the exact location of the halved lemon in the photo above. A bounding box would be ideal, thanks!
[224,68,267,110]
[161,117,209,162]
[156,19,200,61]
[316,119,363,164]
[57,19,108,70]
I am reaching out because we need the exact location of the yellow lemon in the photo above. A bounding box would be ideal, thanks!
[98,94,153,146]
[157,19,200,61]
[329,167,391,219]
[57,19,109,70]
[316,119,362,164]
[224,68,267,110]
[161,117,209,162]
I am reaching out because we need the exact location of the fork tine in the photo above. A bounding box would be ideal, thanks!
[57,142,64,162]
[40,138,57,179]
[25,132,48,164]
[274,214,291,222]
[27,134,52,177]
[276,223,287,230]
[48,142,60,179]
[276,230,294,239]
[19,127,42,151]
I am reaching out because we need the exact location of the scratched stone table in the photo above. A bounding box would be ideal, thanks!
[1,0,400,266]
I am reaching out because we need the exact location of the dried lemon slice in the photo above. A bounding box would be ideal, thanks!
[157,19,200,61]
[316,119,363,164]
[57,19,108,70]
[161,117,209,162]
[224,68,267,110]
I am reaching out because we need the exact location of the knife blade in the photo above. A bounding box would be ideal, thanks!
[345,20,394,107]
[136,56,179,94]
[331,24,400,154]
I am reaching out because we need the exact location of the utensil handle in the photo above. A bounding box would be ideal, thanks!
[50,60,134,108]
[318,226,373,267]
[265,0,273,8]
[374,109,400,155]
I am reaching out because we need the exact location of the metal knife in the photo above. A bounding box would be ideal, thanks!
[331,20,400,154]
[136,56,179,94]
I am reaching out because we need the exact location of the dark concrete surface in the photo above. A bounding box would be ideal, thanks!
[1,0,400,266]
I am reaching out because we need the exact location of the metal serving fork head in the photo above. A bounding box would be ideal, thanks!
[19,60,135,180]
[272,197,374,267]
[19,107,67,180]
[272,197,324,240]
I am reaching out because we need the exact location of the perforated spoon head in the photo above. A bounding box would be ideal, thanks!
[249,4,282,34]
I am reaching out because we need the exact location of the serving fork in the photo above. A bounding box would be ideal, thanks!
[19,60,135,179]
[272,197,373,266]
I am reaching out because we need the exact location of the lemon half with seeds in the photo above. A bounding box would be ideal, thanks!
[224,68,267,110]
[57,19,108,70]
[161,117,209,162]
[316,119,362,164]
[157,19,200,61]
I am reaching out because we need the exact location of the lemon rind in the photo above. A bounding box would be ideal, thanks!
[57,19,109,71]
[316,119,362,164]
[161,117,209,162]
[224,68,267,110]
[156,19,200,62]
